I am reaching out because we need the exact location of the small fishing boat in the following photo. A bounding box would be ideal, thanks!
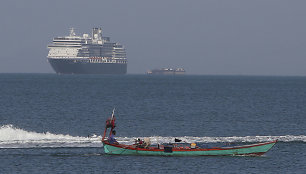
[102,110,277,156]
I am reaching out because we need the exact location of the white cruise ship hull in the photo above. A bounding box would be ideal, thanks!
[48,58,127,74]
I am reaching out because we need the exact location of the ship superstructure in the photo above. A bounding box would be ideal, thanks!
[47,28,127,74]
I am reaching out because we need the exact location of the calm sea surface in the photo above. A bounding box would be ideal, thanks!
[1,74,306,173]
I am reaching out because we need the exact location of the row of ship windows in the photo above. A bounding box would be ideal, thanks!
[88,59,127,64]
[49,51,125,57]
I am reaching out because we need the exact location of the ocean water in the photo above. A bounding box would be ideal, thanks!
[0,74,306,173]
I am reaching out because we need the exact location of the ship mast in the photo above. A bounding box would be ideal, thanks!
[69,28,76,37]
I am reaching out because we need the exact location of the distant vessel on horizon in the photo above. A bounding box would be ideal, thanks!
[47,27,127,74]
[146,68,186,75]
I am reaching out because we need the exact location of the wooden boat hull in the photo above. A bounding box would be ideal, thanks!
[103,140,277,156]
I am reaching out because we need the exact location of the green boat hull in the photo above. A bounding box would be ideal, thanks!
[103,140,277,156]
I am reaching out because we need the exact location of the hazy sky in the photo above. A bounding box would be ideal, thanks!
[1,0,306,75]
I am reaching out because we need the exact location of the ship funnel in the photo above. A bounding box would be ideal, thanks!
[92,27,102,40]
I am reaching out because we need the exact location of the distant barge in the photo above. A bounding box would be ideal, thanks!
[147,68,185,75]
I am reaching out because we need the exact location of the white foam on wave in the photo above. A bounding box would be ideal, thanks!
[0,125,305,148]
[0,125,102,148]
[131,135,306,145]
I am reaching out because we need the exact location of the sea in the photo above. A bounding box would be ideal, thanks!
[0,74,306,173]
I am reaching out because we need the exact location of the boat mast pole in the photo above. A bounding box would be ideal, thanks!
[109,108,115,137]
[102,108,116,142]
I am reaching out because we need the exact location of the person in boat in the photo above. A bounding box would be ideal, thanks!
[135,138,151,148]
[136,138,143,144]
[108,130,119,144]
[143,138,151,148]
[135,138,144,148]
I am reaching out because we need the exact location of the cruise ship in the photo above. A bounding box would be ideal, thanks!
[47,28,127,74]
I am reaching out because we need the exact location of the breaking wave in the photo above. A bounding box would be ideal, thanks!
[1,124,305,148]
